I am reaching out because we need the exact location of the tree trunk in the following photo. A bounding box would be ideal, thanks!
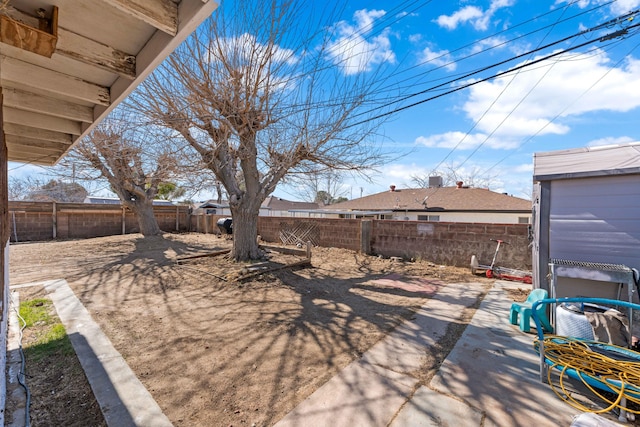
[230,205,261,261]
[127,200,162,236]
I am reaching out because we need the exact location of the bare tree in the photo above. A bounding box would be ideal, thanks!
[8,176,87,202]
[412,163,501,189]
[286,168,349,205]
[61,113,180,236]
[8,176,32,201]
[130,0,389,260]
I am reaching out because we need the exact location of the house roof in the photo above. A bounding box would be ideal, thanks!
[196,197,321,211]
[84,196,174,206]
[1,0,218,166]
[262,196,320,211]
[326,186,531,212]
[533,142,640,181]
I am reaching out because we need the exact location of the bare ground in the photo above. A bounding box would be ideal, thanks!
[8,232,495,427]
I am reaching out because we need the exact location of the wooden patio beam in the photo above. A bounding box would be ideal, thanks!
[100,0,178,36]
[2,88,94,123]
[0,56,110,106]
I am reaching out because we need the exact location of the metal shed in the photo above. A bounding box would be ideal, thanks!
[532,142,640,303]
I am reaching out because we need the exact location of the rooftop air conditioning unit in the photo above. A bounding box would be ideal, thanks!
[428,176,443,188]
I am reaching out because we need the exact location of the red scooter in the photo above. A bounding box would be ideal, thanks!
[470,239,533,284]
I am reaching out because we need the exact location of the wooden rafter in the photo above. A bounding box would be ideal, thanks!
[100,0,178,36]
[57,29,136,79]
[2,8,137,78]
[0,55,110,106]
[2,88,93,123]
[2,123,72,144]
[3,107,82,135]
[0,0,218,166]
[5,135,71,152]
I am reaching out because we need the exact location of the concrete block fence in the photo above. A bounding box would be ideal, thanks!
[8,201,190,242]
[7,203,530,269]
[193,214,531,270]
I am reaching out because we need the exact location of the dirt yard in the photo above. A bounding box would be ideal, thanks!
[8,232,493,426]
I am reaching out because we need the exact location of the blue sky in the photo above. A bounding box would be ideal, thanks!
[9,0,640,201]
[277,0,640,200]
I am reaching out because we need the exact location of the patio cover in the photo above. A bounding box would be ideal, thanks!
[1,0,219,165]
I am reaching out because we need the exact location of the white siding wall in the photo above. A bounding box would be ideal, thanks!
[317,212,530,223]
[395,212,530,223]
[549,174,640,271]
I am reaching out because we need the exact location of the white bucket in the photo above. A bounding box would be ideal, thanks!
[555,303,608,340]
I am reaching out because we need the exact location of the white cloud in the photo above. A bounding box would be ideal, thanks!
[419,46,456,71]
[436,0,515,31]
[513,163,534,173]
[327,9,397,75]
[462,50,640,139]
[436,6,484,30]
[609,0,640,14]
[216,33,298,66]
[587,136,637,147]
[384,163,427,180]
[470,36,509,54]
[414,131,513,149]
[561,0,640,15]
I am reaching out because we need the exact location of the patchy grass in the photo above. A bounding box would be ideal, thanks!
[10,293,106,426]
[19,298,74,362]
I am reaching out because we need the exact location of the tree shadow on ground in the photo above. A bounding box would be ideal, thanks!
[12,235,491,426]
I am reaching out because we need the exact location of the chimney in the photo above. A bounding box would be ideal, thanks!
[456,181,463,189]
[389,185,396,192]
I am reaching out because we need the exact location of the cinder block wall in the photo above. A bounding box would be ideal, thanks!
[8,202,54,241]
[9,205,531,268]
[371,220,530,269]
[191,215,530,268]
[8,202,190,242]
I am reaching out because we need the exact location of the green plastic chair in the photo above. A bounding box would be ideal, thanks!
[509,288,552,333]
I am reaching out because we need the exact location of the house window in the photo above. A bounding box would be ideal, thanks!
[518,217,529,224]
[418,215,440,222]
[206,209,216,214]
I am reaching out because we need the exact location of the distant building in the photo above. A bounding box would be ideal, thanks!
[192,196,321,217]
[307,182,531,224]
[84,197,175,206]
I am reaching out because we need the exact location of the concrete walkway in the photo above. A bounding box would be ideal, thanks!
[275,280,618,427]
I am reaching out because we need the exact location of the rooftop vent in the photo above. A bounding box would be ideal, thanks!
[428,176,443,188]
[389,184,396,192]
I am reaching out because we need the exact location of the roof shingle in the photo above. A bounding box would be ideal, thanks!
[325,187,531,212]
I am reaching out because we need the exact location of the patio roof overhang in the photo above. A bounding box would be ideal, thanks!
[0,0,218,166]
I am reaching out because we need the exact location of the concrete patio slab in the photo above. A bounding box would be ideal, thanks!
[360,282,486,376]
[430,281,586,427]
[274,358,418,427]
[389,386,483,427]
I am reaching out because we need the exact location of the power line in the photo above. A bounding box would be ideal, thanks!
[346,10,640,129]
[446,1,580,173]
[483,36,640,176]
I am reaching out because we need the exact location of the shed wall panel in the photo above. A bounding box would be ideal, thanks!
[549,175,640,271]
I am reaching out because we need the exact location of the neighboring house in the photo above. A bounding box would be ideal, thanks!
[312,182,532,224]
[532,142,640,302]
[261,196,320,217]
[193,196,320,217]
[84,197,174,206]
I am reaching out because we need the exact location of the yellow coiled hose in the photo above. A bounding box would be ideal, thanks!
[534,336,640,414]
